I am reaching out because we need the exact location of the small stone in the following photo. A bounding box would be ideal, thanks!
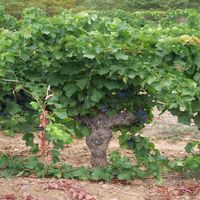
[98,181,104,185]
[101,184,109,189]
[20,185,29,192]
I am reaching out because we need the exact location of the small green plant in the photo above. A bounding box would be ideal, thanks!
[0,139,200,181]
[0,6,18,29]
[169,141,200,178]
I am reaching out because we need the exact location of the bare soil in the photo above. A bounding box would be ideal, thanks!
[0,110,200,200]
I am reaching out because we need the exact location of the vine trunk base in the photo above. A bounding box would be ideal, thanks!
[86,128,112,167]
[78,112,135,167]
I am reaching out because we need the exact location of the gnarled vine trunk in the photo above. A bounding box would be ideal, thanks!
[86,127,112,167]
[77,112,135,167]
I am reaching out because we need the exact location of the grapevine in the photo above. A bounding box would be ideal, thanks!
[0,7,200,180]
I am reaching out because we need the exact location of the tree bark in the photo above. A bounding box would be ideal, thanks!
[76,112,135,167]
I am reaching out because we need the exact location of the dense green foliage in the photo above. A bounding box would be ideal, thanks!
[103,9,199,29]
[1,8,200,180]
[2,8,200,125]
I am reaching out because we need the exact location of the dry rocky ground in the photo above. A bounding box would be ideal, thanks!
[0,110,200,200]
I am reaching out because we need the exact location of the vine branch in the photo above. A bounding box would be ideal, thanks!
[75,111,135,130]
